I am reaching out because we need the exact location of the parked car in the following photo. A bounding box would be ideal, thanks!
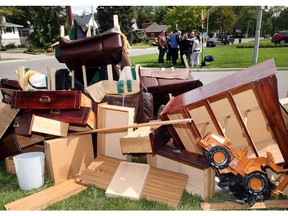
[271,31,288,44]
[218,35,235,45]
[206,38,219,47]
[263,34,269,38]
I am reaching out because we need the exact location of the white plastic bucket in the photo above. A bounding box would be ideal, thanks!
[13,152,45,190]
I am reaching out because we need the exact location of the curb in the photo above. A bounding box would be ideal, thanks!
[193,67,288,72]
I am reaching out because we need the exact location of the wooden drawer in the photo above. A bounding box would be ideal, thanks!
[11,90,82,109]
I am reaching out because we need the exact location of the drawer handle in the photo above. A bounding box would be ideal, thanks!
[50,109,60,115]
[39,96,50,103]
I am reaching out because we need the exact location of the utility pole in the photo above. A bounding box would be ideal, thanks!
[253,6,264,64]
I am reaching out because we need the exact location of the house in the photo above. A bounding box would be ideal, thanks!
[0,16,24,47]
[142,22,168,38]
[72,14,98,37]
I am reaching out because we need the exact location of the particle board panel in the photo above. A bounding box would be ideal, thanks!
[31,115,69,137]
[4,179,87,210]
[77,155,122,190]
[105,161,150,200]
[97,103,134,160]
[120,126,152,154]
[0,101,19,139]
[142,166,188,208]
[44,134,94,184]
[147,154,214,202]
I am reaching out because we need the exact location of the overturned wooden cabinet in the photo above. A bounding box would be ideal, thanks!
[160,59,288,164]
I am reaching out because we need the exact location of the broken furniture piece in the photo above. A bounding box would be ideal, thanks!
[160,59,288,164]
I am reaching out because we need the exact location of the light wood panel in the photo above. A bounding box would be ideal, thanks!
[105,161,150,200]
[44,134,94,184]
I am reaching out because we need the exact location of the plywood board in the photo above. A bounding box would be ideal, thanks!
[4,179,87,210]
[77,155,121,190]
[105,161,150,200]
[142,166,188,208]
[0,101,19,139]
[147,154,215,201]
[31,115,69,137]
[120,126,152,154]
[44,134,94,184]
[97,103,134,160]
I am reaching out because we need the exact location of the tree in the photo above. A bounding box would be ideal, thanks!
[164,6,206,33]
[25,6,67,49]
[273,7,288,32]
[232,6,257,37]
[209,6,236,35]
[134,6,155,28]
[96,6,134,42]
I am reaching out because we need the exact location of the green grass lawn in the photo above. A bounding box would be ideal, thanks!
[130,41,288,68]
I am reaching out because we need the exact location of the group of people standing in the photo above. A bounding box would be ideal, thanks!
[157,29,202,67]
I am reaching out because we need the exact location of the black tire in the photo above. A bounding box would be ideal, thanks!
[243,172,270,197]
[279,39,286,44]
[206,146,231,169]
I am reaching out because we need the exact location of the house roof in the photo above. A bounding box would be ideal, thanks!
[1,22,23,28]
[72,14,98,30]
[144,22,168,33]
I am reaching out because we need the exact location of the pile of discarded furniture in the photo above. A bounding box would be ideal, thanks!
[1,19,288,210]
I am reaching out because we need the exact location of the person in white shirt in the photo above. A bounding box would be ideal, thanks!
[191,33,202,67]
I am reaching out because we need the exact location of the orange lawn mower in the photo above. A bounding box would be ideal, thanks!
[197,132,288,206]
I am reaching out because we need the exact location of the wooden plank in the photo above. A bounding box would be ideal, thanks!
[142,166,188,208]
[200,200,288,210]
[120,126,152,154]
[44,134,94,184]
[105,161,150,200]
[31,115,69,137]
[4,179,87,210]
[77,155,122,190]
[147,154,215,202]
[16,134,44,148]
[0,101,19,139]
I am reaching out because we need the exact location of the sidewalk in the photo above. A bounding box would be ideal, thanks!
[0,50,53,61]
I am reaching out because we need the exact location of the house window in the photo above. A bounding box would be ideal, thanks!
[5,27,15,34]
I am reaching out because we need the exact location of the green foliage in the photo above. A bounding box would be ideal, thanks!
[164,6,206,33]
[232,6,257,36]
[209,6,237,35]
[96,6,134,43]
[23,6,67,49]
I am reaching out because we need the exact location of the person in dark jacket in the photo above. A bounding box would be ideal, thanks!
[179,34,192,66]
[170,29,180,65]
